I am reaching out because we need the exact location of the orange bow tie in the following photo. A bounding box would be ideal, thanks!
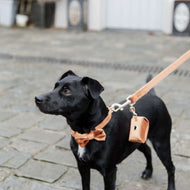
[71,108,112,147]
[71,128,106,147]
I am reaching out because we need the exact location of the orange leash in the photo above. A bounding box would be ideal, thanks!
[130,50,190,104]
[111,49,190,112]
[72,50,190,146]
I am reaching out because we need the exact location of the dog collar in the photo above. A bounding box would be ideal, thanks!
[71,108,112,147]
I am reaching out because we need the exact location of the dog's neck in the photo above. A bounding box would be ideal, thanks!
[67,97,108,134]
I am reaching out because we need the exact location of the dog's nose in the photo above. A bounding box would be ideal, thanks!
[35,96,43,104]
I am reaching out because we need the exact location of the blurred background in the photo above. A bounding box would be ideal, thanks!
[0,0,190,190]
[0,0,190,35]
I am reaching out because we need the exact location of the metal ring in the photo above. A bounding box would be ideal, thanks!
[129,106,137,116]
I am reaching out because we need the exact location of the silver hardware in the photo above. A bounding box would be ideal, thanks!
[110,95,138,116]
[110,96,132,112]
[129,105,137,116]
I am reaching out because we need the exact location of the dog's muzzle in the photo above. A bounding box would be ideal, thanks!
[35,96,43,105]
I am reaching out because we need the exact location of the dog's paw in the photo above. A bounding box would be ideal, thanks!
[141,168,152,179]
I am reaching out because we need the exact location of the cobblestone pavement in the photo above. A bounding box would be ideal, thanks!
[0,27,190,190]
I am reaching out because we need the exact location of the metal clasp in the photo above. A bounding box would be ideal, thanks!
[110,96,132,112]
[110,95,137,116]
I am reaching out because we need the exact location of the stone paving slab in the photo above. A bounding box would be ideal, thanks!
[167,103,188,118]
[0,138,9,149]
[172,119,190,141]
[55,168,81,189]
[174,155,190,172]
[18,128,65,144]
[0,126,21,138]
[16,160,68,183]
[39,115,68,131]
[57,168,105,190]
[0,151,13,166]
[56,138,71,150]
[0,150,30,169]
[0,112,16,122]
[0,168,10,182]
[9,139,47,155]
[183,108,190,119]
[174,119,190,133]
[0,112,44,129]
[175,170,190,190]
[119,179,164,190]
[2,176,74,190]
[34,147,76,167]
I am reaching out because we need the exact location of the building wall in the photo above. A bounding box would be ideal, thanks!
[55,0,175,34]
[88,0,106,30]
[54,0,68,28]
[104,0,175,33]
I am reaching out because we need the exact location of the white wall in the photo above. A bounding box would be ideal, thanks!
[162,0,175,34]
[54,0,68,28]
[105,0,175,33]
[0,0,17,27]
[88,0,106,31]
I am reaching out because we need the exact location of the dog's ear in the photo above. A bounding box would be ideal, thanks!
[59,70,77,81]
[81,77,104,99]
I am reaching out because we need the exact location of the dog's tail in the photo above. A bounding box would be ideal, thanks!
[146,74,156,95]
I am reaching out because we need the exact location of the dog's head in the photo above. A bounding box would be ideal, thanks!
[35,70,104,118]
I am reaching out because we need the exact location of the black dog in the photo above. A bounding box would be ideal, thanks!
[35,70,175,190]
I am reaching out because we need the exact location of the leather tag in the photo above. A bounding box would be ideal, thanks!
[129,116,149,143]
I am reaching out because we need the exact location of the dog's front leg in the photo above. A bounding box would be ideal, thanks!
[78,162,90,190]
[103,166,117,190]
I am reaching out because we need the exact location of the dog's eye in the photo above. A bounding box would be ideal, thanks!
[62,87,71,96]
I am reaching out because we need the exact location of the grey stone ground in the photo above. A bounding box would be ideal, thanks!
[0,27,190,190]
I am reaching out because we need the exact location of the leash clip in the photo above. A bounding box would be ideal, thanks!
[129,105,137,116]
[110,96,132,112]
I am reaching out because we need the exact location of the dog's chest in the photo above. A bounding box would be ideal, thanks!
[78,145,86,159]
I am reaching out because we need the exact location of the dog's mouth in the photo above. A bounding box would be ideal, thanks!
[36,105,63,115]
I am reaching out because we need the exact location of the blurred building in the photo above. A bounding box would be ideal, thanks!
[55,0,176,34]
[0,0,190,35]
